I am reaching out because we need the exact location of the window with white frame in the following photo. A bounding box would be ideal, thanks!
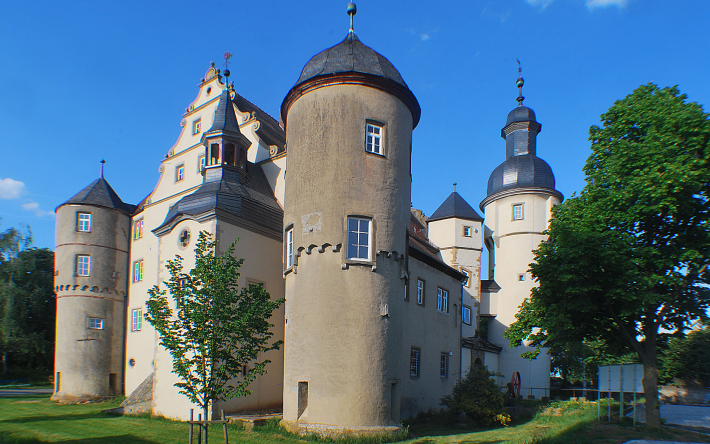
[462,305,472,325]
[286,227,294,269]
[365,123,383,155]
[193,119,201,135]
[176,164,185,182]
[463,226,472,237]
[133,260,144,283]
[131,308,143,332]
[513,203,524,220]
[440,352,449,378]
[134,219,143,240]
[410,348,420,377]
[88,317,103,330]
[417,279,425,305]
[77,213,91,232]
[77,255,91,277]
[198,155,206,173]
[346,217,371,260]
[437,287,448,313]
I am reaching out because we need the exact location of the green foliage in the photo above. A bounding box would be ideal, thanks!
[662,324,710,385]
[440,366,510,427]
[505,84,710,428]
[145,231,284,417]
[0,223,55,374]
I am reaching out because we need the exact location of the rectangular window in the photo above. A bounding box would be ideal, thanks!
[347,217,371,260]
[77,255,91,277]
[437,288,448,313]
[77,213,91,232]
[193,119,201,135]
[416,279,425,305]
[463,226,472,237]
[88,317,103,330]
[513,203,524,220]
[134,219,144,240]
[131,308,143,332]
[462,305,472,325]
[198,155,206,173]
[366,123,383,155]
[176,164,185,182]
[440,352,449,378]
[286,228,294,269]
[410,348,420,377]
[133,260,144,283]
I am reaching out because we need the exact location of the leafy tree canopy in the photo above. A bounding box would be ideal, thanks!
[505,84,710,428]
[145,231,284,422]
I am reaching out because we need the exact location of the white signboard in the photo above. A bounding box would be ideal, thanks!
[598,364,644,393]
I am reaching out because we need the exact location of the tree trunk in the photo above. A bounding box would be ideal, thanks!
[203,404,209,444]
[642,323,661,429]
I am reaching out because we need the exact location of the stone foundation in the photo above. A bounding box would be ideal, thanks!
[280,419,402,439]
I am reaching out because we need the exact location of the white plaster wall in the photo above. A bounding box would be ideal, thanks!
[483,192,559,397]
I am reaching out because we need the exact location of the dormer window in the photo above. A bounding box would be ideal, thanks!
[193,119,202,135]
[366,123,383,155]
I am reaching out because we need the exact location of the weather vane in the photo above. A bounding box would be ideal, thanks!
[100,159,106,178]
[224,52,232,86]
[347,2,357,33]
[516,59,525,106]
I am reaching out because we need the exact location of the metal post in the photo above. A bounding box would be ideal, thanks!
[607,391,610,422]
[620,390,623,421]
[222,410,229,444]
[597,390,600,421]
[190,409,194,444]
[633,392,636,426]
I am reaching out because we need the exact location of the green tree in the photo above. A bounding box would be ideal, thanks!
[0,224,55,375]
[145,231,283,430]
[505,84,710,428]
[662,324,710,386]
[440,366,510,427]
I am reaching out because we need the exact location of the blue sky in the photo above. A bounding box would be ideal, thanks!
[1,0,709,250]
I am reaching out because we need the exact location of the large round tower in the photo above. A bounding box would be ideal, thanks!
[479,74,562,398]
[52,175,134,401]
[280,5,420,434]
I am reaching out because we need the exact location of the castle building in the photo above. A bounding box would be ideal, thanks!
[52,4,560,433]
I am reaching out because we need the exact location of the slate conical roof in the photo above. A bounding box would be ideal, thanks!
[429,192,483,222]
[296,33,408,88]
[205,89,242,136]
[59,177,135,214]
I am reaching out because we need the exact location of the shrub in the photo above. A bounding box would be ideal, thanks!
[440,366,510,427]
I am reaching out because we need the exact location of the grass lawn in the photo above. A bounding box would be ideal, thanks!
[0,395,708,444]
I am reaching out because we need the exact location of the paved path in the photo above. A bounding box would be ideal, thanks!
[0,388,53,397]
[628,404,710,429]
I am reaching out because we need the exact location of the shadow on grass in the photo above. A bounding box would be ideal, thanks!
[0,411,118,424]
[0,435,160,444]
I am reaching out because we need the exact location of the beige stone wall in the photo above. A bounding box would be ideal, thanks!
[283,84,413,428]
[53,204,129,400]
[400,258,461,419]
[483,191,559,397]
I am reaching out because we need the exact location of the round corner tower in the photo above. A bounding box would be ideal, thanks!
[280,9,421,433]
[52,176,133,401]
[479,76,562,398]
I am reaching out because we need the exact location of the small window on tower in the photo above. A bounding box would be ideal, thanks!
[463,226,472,237]
[410,347,420,377]
[285,227,294,269]
[88,317,103,330]
[193,119,201,135]
[77,213,91,232]
[365,123,383,155]
[346,217,371,261]
[513,204,524,221]
[76,255,91,277]
[176,164,185,182]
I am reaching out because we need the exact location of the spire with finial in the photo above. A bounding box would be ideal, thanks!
[100,159,106,178]
[453,182,457,192]
[223,52,232,87]
[347,2,357,33]
[516,59,525,106]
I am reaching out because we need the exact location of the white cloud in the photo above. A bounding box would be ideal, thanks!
[21,201,55,218]
[0,177,25,199]
[420,33,431,42]
[526,0,554,9]
[585,0,628,9]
